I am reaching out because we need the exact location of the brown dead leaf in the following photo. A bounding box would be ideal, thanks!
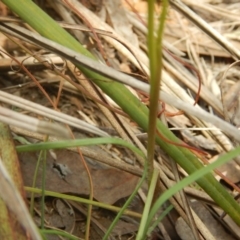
[34,199,75,240]
[19,148,139,204]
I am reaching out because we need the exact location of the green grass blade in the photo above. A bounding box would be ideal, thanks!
[103,158,147,240]
[147,204,174,236]
[25,187,142,218]
[145,146,240,234]
[136,168,159,240]
[40,229,82,240]
[29,150,44,215]
[16,137,145,158]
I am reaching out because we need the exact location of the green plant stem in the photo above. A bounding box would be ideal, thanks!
[16,137,144,158]
[145,145,240,235]
[3,0,240,225]
[103,157,148,240]
[40,229,82,240]
[40,150,47,229]
[147,204,174,236]
[30,150,44,216]
[25,187,142,218]
[136,168,159,240]
[146,0,159,185]
[147,0,168,185]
